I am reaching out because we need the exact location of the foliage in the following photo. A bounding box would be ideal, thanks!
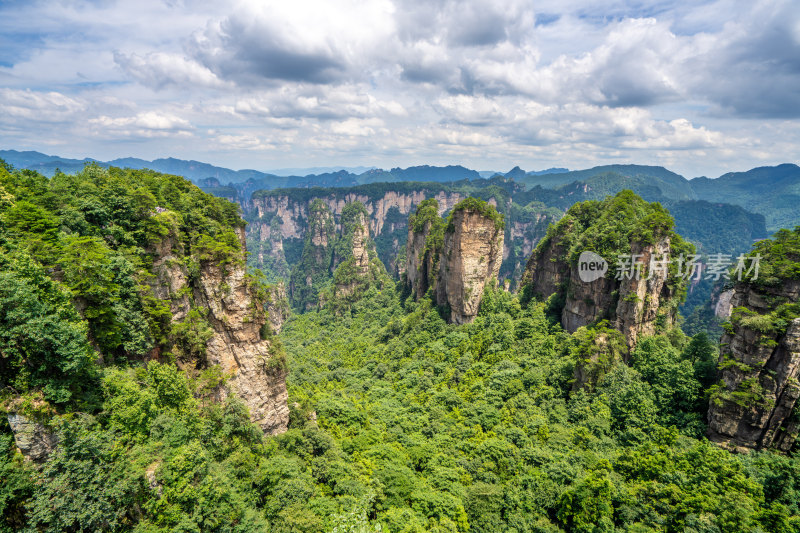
[0,253,98,406]
[744,226,800,287]
[2,162,799,532]
[170,308,214,363]
[446,197,505,231]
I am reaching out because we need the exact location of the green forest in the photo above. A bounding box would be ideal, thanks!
[2,162,800,532]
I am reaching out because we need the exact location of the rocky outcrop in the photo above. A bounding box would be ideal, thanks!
[521,191,687,349]
[406,223,434,299]
[6,413,58,463]
[149,225,289,435]
[707,279,800,452]
[289,200,336,311]
[245,184,560,285]
[525,235,679,348]
[267,282,290,334]
[405,199,445,299]
[252,189,464,241]
[404,198,504,324]
[331,202,388,304]
[248,189,465,280]
[435,204,504,324]
[345,212,370,277]
[714,288,735,319]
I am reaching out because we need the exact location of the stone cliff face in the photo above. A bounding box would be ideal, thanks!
[436,207,504,324]
[150,226,289,435]
[405,199,445,300]
[406,221,436,299]
[332,205,382,301]
[287,201,389,311]
[246,186,557,286]
[405,198,504,324]
[345,211,371,277]
[289,200,336,311]
[707,279,800,452]
[6,413,58,463]
[521,191,689,349]
[252,190,464,241]
[524,234,679,348]
[249,190,465,279]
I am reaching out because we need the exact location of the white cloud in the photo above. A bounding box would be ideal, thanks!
[88,111,193,138]
[0,88,85,121]
[113,51,227,90]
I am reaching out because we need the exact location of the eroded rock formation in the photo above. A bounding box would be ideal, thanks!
[435,204,504,324]
[6,413,58,463]
[405,198,504,324]
[521,191,688,349]
[707,279,800,452]
[149,225,289,435]
[331,202,388,304]
[289,200,336,310]
[406,199,445,299]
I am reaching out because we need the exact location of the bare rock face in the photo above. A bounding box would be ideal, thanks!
[524,234,678,348]
[707,280,800,452]
[194,230,289,435]
[267,282,290,334]
[519,220,572,299]
[6,413,58,463]
[714,288,735,319]
[250,189,466,278]
[613,236,677,347]
[406,221,432,299]
[339,210,371,276]
[520,191,687,349]
[149,226,289,435]
[435,204,504,324]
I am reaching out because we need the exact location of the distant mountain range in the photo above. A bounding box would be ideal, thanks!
[2,149,798,232]
[517,163,800,232]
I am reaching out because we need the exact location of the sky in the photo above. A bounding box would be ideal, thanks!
[1,0,799,178]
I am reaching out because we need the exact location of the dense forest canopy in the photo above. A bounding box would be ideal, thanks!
[1,160,799,532]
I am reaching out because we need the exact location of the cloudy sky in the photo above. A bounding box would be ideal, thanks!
[1,0,798,177]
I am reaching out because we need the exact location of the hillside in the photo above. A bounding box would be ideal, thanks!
[691,163,800,232]
[1,165,800,531]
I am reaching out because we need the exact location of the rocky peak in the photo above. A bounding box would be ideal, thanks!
[504,166,527,180]
[707,227,800,452]
[404,198,504,324]
[405,198,446,299]
[150,225,289,435]
[435,200,504,324]
[289,200,336,311]
[521,190,691,349]
[330,202,388,304]
[334,202,371,273]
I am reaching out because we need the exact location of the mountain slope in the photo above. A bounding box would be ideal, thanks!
[691,163,800,231]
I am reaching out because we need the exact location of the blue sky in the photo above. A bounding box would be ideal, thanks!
[1,0,798,177]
